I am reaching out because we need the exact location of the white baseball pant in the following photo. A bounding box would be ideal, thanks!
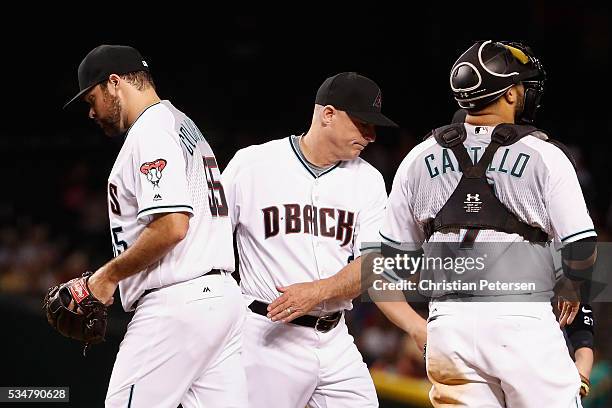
[426,301,582,407]
[105,273,248,408]
[243,306,378,407]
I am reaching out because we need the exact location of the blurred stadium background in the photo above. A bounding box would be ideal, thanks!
[2,9,610,407]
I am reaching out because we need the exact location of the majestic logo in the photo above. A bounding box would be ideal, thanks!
[203,287,211,293]
[153,193,162,201]
[373,91,382,109]
[140,159,167,188]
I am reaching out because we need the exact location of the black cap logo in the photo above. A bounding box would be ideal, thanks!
[315,72,398,127]
[373,91,382,109]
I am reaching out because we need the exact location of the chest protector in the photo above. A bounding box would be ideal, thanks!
[423,123,552,243]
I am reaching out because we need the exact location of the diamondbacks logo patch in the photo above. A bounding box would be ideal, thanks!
[140,159,167,188]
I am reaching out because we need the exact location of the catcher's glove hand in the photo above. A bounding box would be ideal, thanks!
[43,271,108,349]
[579,373,590,398]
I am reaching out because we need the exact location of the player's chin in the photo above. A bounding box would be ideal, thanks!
[350,143,366,156]
[344,149,362,160]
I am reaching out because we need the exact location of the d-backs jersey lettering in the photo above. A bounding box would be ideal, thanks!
[221,136,387,313]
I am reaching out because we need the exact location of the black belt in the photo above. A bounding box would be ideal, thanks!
[134,269,223,309]
[248,300,343,333]
[433,293,476,301]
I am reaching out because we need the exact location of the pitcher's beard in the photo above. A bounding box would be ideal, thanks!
[97,94,123,137]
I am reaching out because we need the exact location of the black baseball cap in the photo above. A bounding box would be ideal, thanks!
[63,45,150,109]
[315,72,398,127]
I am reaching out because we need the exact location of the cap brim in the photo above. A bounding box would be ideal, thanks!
[63,84,96,110]
[347,111,399,128]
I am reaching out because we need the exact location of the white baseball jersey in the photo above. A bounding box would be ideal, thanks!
[381,123,596,246]
[106,100,234,312]
[386,124,589,407]
[221,136,387,313]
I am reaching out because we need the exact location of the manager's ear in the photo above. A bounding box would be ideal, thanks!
[320,105,337,126]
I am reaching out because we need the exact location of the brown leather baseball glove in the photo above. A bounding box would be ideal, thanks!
[43,271,108,350]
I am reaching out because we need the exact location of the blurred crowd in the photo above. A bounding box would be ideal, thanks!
[1,126,611,405]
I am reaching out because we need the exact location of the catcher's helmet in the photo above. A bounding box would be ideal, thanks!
[450,40,545,124]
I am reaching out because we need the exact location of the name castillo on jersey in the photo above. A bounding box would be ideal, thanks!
[425,146,531,179]
[262,204,355,246]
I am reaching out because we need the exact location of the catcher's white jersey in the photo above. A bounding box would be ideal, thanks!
[385,124,591,407]
[221,136,387,313]
[381,123,596,246]
[107,100,234,311]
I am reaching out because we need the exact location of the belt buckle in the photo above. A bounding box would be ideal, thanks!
[314,312,341,333]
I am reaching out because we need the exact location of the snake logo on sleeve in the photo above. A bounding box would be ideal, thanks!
[139,158,167,187]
